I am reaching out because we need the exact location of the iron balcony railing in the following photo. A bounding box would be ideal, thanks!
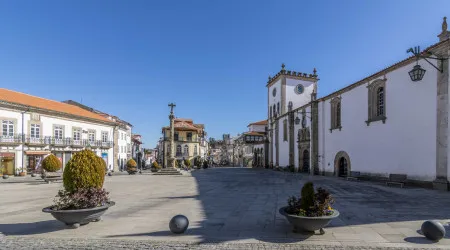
[164,136,199,142]
[0,134,22,144]
[21,136,114,148]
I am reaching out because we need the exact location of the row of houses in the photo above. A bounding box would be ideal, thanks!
[0,88,144,176]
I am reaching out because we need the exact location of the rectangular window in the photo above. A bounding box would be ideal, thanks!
[102,131,108,142]
[54,125,63,139]
[2,120,14,136]
[88,131,95,142]
[283,120,287,141]
[73,128,81,141]
[30,124,40,138]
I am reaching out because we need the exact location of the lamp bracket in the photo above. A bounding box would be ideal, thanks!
[407,46,448,73]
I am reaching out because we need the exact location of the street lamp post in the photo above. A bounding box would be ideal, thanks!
[21,108,30,175]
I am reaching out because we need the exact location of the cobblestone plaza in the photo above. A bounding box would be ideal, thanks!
[1,168,449,249]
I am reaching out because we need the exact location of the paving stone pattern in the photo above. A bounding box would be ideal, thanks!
[0,168,449,249]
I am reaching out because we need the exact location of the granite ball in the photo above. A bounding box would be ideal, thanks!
[108,172,112,176]
[169,215,189,234]
[421,220,446,241]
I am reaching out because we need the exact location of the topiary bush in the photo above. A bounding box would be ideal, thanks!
[300,182,315,211]
[184,159,191,168]
[63,149,106,194]
[152,161,160,169]
[42,154,61,172]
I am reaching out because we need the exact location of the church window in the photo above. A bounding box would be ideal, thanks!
[330,97,342,132]
[277,102,280,114]
[270,106,272,118]
[283,119,287,141]
[366,79,387,125]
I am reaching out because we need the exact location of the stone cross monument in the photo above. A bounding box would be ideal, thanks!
[168,103,176,168]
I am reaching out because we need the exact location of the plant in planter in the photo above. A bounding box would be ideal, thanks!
[126,159,137,174]
[279,182,339,234]
[42,149,115,228]
[151,161,161,172]
[184,159,191,170]
[42,154,62,180]
[202,160,208,169]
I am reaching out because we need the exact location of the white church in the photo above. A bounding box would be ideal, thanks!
[267,17,450,191]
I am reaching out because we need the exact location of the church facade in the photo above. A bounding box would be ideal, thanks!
[267,17,450,190]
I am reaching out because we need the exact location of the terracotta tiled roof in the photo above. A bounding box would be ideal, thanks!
[0,88,112,123]
[248,120,268,126]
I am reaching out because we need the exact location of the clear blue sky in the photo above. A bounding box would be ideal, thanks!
[0,0,448,147]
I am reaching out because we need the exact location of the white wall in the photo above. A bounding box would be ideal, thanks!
[268,79,282,116]
[321,58,437,181]
[285,78,315,111]
[248,124,266,132]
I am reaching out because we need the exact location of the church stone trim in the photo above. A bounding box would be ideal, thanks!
[366,78,387,126]
[334,151,351,177]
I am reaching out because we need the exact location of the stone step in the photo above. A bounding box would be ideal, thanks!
[153,172,183,176]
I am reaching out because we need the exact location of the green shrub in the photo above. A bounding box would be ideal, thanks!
[152,161,160,169]
[42,154,61,172]
[127,159,137,169]
[300,182,315,211]
[184,159,191,168]
[63,149,106,193]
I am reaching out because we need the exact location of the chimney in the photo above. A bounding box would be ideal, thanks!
[438,17,449,41]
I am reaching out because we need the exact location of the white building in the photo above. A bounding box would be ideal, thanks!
[234,120,267,167]
[267,17,450,190]
[63,100,133,172]
[0,88,116,176]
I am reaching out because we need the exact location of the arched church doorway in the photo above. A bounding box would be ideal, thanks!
[338,157,348,177]
[334,151,351,177]
[302,150,310,173]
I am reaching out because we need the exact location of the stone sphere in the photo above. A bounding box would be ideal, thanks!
[108,172,112,176]
[169,215,189,234]
[421,220,446,241]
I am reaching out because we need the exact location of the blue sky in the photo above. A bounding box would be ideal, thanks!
[0,0,448,147]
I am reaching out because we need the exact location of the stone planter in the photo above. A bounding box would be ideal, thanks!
[19,172,27,177]
[150,168,159,172]
[42,201,115,228]
[127,170,137,175]
[279,206,340,234]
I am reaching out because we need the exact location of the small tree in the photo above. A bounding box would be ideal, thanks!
[126,159,137,173]
[152,161,161,169]
[42,154,61,172]
[184,159,191,169]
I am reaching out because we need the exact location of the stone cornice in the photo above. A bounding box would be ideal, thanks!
[266,64,318,88]
[0,101,117,127]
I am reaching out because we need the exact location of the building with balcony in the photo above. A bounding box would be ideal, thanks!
[161,118,207,167]
[62,100,133,172]
[234,120,267,167]
[0,88,116,176]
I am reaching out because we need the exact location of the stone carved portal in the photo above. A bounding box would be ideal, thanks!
[298,128,310,173]
[334,151,351,177]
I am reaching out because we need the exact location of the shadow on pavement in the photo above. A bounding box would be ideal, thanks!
[0,220,66,235]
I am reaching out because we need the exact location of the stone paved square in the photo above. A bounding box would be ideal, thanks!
[1,168,450,249]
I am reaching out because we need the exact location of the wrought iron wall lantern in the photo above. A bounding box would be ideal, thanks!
[407,46,448,82]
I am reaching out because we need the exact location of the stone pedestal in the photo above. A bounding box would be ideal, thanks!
[433,178,450,191]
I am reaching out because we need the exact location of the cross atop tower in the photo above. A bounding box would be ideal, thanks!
[168,103,176,114]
